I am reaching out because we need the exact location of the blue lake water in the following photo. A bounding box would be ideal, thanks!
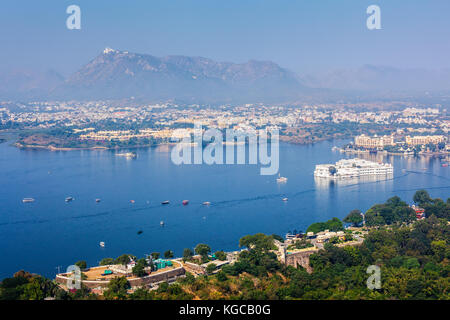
[0,139,449,279]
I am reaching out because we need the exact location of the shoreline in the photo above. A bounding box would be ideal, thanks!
[337,147,450,157]
[13,135,345,152]
[14,142,175,151]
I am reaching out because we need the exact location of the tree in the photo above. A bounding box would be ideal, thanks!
[75,260,87,270]
[164,250,174,259]
[20,277,45,300]
[271,234,284,242]
[239,234,276,252]
[132,258,148,277]
[214,251,227,261]
[343,209,363,227]
[103,276,130,300]
[99,258,115,266]
[195,244,211,259]
[216,271,228,282]
[306,217,344,233]
[151,252,160,260]
[413,190,432,206]
[431,240,447,262]
[183,248,193,261]
[115,254,132,266]
[206,263,216,275]
[404,257,420,269]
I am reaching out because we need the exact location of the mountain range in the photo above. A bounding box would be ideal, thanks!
[1,48,450,103]
[52,48,304,104]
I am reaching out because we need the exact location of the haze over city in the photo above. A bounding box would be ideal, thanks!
[2,0,450,99]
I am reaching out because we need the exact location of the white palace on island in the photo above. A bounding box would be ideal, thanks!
[314,158,393,178]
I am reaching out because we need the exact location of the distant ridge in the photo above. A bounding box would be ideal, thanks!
[51,48,305,103]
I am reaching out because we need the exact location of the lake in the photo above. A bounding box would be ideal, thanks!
[0,139,449,278]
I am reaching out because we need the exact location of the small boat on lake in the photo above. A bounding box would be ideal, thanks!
[22,198,35,203]
[203,202,211,206]
[96,199,101,203]
[99,241,105,247]
[277,174,288,183]
[161,200,169,205]
[137,230,143,235]
[282,198,288,201]
[116,152,137,159]
[160,221,164,226]
[182,200,189,205]
[65,197,74,202]
[130,200,135,204]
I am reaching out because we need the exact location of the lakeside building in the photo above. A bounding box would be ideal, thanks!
[354,134,395,150]
[314,158,393,178]
[411,204,426,220]
[405,135,445,146]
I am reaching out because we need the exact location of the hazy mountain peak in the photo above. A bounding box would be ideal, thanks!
[51,49,304,103]
[103,47,118,55]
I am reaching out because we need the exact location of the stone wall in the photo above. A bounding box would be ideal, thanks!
[283,241,363,273]
[183,262,206,275]
[284,249,318,273]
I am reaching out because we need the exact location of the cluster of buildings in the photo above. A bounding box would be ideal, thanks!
[351,133,448,154]
[411,205,426,220]
[78,128,185,142]
[1,100,448,137]
[355,134,446,149]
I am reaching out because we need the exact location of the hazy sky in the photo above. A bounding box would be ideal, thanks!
[1,0,450,76]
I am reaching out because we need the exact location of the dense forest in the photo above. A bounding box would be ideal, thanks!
[1,190,449,300]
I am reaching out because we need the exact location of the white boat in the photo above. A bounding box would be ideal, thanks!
[99,241,105,247]
[282,198,288,201]
[160,221,164,226]
[22,198,35,203]
[277,174,288,183]
[203,202,211,205]
[116,152,137,159]
[96,199,101,203]
[65,197,74,202]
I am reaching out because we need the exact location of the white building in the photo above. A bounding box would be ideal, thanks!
[314,158,393,178]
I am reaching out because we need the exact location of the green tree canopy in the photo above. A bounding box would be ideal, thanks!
[99,258,115,266]
[132,258,148,277]
[214,251,227,261]
[239,233,276,252]
[183,248,193,261]
[306,217,343,233]
[205,263,216,275]
[115,254,133,266]
[103,276,130,300]
[75,261,87,270]
[164,250,174,259]
[343,209,363,227]
[413,190,432,206]
[195,244,211,258]
[151,252,160,260]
